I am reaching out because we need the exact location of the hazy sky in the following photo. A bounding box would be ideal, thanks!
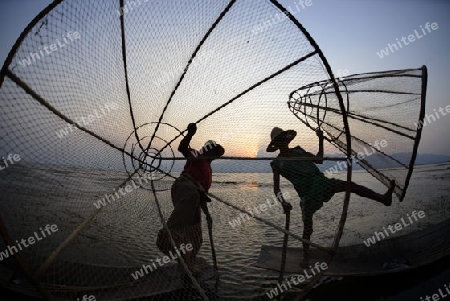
[0,0,449,156]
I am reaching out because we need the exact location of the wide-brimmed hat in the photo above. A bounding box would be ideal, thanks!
[266,127,296,152]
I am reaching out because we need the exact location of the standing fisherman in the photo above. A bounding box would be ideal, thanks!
[267,127,395,267]
[157,123,224,276]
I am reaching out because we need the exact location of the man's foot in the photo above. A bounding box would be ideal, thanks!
[383,180,395,206]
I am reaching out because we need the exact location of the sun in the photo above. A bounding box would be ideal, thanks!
[217,138,260,158]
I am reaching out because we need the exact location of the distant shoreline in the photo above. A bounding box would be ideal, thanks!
[2,159,449,174]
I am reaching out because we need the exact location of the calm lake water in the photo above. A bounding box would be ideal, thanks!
[0,162,449,300]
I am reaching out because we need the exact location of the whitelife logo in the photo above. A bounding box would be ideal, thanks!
[0,224,59,261]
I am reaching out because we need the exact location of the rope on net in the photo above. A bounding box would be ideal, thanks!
[113,5,345,295]
[2,1,237,288]
[118,0,145,154]
[141,49,319,165]
[269,0,354,295]
[0,1,356,300]
[13,51,334,301]
[4,68,154,282]
[142,0,238,168]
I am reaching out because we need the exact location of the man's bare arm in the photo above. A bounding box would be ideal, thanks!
[178,123,197,158]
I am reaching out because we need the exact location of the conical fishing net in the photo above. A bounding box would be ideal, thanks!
[0,1,426,301]
[288,66,427,201]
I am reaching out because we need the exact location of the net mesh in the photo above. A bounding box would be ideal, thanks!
[0,0,426,300]
[288,67,427,201]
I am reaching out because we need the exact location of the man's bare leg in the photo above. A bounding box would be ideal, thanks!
[332,180,395,206]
